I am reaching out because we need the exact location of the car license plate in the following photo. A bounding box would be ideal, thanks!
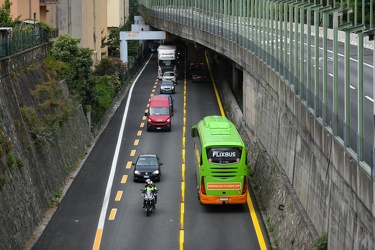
[219,197,229,201]
[157,127,161,129]
[144,176,149,178]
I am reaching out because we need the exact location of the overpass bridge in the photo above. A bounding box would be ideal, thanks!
[138,1,375,249]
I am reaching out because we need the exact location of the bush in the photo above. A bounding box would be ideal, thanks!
[90,76,115,124]
[314,232,328,250]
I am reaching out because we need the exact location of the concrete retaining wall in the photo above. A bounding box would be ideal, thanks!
[0,44,93,249]
[148,16,375,249]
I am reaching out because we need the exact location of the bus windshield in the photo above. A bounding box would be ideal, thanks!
[206,147,241,164]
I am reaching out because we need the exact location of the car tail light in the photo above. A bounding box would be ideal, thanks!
[200,176,206,195]
[242,177,248,195]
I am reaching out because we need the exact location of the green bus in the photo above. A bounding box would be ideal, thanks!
[191,115,249,205]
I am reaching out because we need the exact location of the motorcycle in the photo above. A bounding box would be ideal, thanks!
[141,189,156,216]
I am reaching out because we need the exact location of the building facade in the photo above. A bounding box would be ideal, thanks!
[0,0,58,27]
[0,0,130,63]
[107,0,129,28]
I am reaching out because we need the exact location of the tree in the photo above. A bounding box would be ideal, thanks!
[0,0,18,27]
[50,34,93,82]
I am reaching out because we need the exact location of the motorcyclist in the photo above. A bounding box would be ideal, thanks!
[142,179,158,208]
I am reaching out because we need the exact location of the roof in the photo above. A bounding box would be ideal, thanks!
[150,95,170,101]
[138,153,158,158]
[197,116,245,147]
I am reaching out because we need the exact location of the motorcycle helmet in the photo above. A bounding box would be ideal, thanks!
[146,179,151,184]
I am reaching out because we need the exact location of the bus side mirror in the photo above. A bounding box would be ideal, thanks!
[191,126,197,137]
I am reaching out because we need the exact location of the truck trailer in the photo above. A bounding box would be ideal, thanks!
[157,45,177,80]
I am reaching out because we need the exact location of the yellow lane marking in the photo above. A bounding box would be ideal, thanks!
[179,230,184,250]
[181,162,185,182]
[108,209,117,220]
[126,161,132,169]
[180,67,187,250]
[145,109,148,113]
[181,178,185,202]
[130,150,136,156]
[205,52,267,249]
[134,139,139,145]
[137,130,142,136]
[247,193,267,249]
[92,229,103,250]
[205,53,225,117]
[152,89,155,92]
[182,137,186,149]
[180,202,185,229]
[140,123,144,128]
[121,175,128,183]
[153,85,157,89]
[115,191,122,201]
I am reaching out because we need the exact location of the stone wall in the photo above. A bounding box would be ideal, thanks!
[0,44,93,249]
[148,16,375,249]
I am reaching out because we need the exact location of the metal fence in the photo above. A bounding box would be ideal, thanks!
[0,27,58,57]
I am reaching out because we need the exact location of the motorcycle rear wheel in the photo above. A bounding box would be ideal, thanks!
[146,203,150,216]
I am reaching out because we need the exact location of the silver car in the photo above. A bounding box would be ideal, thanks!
[160,80,175,94]
[162,71,177,84]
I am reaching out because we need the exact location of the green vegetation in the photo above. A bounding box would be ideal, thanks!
[50,190,62,208]
[0,108,23,190]
[314,232,328,250]
[0,0,18,27]
[20,66,75,146]
[265,217,280,250]
[7,153,16,165]
[49,34,127,125]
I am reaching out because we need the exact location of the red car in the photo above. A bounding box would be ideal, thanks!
[191,71,208,82]
[188,62,205,71]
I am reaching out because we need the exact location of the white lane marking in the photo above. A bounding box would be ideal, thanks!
[366,96,374,102]
[94,55,152,234]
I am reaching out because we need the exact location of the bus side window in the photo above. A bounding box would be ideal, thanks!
[199,151,203,166]
[191,126,198,137]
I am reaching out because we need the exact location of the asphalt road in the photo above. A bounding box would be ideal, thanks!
[30,53,266,250]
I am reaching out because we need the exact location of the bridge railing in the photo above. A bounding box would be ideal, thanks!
[140,0,374,174]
